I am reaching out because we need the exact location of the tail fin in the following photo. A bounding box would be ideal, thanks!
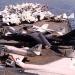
[68,13,74,19]
[62,13,68,19]
[30,44,42,55]
[8,26,16,33]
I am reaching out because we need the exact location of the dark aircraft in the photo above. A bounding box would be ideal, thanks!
[50,29,75,46]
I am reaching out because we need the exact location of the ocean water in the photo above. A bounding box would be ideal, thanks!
[0,0,75,29]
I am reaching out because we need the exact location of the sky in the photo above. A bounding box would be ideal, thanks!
[0,0,75,12]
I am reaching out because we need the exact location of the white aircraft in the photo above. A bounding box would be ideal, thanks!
[4,44,42,56]
[33,24,55,33]
[33,24,65,35]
